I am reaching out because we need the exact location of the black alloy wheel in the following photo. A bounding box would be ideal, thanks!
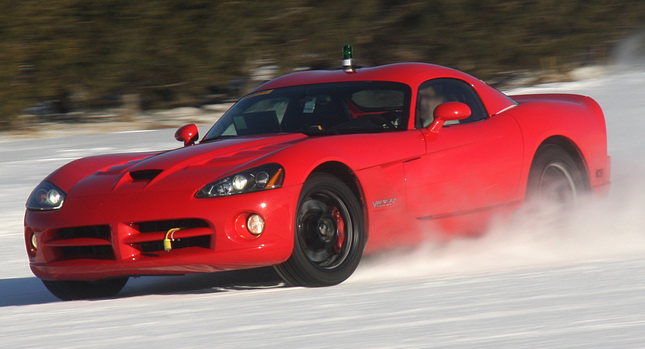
[275,174,365,287]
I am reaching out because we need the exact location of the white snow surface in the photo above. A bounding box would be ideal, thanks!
[2,69,645,348]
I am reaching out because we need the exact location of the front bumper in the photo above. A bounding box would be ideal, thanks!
[25,185,300,281]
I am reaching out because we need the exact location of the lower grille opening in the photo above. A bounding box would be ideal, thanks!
[137,235,211,253]
[56,225,111,241]
[128,218,213,254]
[55,245,115,261]
[49,225,115,261]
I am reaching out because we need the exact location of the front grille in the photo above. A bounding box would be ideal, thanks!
[44,219,213,262]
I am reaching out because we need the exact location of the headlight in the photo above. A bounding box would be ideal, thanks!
[196,163,285,198]
[26,181,66,210]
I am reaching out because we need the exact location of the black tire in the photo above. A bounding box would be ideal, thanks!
[275,174,365,287]
[526,144,587,209]
[42,278,128,301]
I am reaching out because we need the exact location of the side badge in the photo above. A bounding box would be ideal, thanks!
[372,198,396,208]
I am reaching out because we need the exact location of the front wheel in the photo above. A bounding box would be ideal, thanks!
[275,174,365,287]
[42,278,129,301]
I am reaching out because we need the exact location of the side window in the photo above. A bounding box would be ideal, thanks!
[416,78,488,128]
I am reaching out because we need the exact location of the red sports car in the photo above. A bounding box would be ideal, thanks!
[24,50,610,300]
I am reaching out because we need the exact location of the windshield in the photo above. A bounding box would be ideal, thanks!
[204,81,411,140]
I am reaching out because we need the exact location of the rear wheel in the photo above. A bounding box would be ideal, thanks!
[42,278,128,301]
[275,174,365,286]
[527,144,587,209]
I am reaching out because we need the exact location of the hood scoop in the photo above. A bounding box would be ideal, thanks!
[129,169,163,181]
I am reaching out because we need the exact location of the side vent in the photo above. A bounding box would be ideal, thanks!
[130,169,163,181]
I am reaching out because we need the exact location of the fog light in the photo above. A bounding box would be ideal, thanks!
[247,214,265,235]
[31,233,38,250]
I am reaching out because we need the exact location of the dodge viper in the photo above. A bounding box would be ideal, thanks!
[24,47,610,300]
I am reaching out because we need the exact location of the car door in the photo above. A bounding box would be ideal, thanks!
[404,78,524,220]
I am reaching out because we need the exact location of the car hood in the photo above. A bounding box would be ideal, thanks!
[54,133,307,197]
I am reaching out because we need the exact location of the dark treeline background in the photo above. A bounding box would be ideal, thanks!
[1,0,644,128]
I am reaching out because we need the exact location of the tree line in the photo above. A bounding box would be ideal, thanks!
[1,0,644,129]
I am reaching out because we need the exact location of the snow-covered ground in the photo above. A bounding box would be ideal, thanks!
[2,68,645,348]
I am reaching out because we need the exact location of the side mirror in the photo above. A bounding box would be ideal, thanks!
[175,124,199,146]
[428,102,471,133]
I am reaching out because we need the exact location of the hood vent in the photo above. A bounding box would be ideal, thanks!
[129,169,163,181]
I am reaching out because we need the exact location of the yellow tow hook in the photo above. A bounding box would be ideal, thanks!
[164,227,182,252]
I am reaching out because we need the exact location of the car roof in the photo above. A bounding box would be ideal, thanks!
[253,63,515,117]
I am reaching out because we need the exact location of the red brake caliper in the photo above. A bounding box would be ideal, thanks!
[332,207,345,253]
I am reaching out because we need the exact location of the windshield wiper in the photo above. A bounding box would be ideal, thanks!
[301,128,341,136]
[200,135,238,143]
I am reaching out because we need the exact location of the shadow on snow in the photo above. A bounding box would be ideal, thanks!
[0,267,284,307]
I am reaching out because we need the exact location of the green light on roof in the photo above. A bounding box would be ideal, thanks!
[343,44,353,59]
